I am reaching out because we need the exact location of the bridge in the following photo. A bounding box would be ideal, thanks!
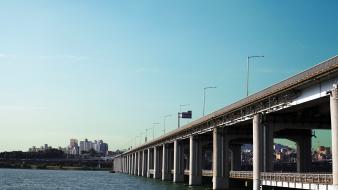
[113,55,338,190]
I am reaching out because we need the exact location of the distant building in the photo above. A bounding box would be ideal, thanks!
[68,139,79,155]
[78,138,109,155]
[28,144,52,152]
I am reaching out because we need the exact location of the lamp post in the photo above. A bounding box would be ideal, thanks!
[163,114,172,134]
[145,128,152,143]
[203,86,216,116]
[152,122,160,140]
[246,55,264,97]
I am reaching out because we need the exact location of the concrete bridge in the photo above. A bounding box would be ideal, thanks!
[113,56,338,190]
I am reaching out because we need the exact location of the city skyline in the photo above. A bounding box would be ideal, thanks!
[1,0,338,151]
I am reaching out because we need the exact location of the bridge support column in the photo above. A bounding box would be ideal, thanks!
[125,156,127,173]
[263,124,273,172]
[132,153,135,175]
[147,148,151,178]
[138,151,142,176]
[162,144,171,180]
[296,132,312,172]
[129,155,131,174]
[253,114,262,190]
[230,144,242,171]
[123,157,125,173]
[213,127,229,189]
[189,135,202,186]
[134,152,138,175]
[142,150,147,177]
[127,156,129,173]
[128,155,131,174]
[154,146,161,179]
[131,154,134,175]
[174,140,185,182]
[331,85,338,190]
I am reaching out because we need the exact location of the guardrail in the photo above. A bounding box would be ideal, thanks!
[229,171,333,185]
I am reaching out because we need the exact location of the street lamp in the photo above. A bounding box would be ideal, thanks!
[145,128,152,143]
[203,86,216,116]
[163,114,172,134]
[246,55,264,97]
[151,122,160,140]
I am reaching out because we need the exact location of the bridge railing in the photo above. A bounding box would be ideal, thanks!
[229,171,333,185]
[262,172,333,185]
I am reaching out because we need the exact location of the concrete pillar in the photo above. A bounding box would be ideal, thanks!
[128,155,131,174]
[230,144,242,171]
[136,152,139,175]
[253,114,262,190]
[162,144,171,180]
[142,150,147,177]
[331,84,338,190]
[174,140,185,182]
[189,135,202,186]
[138,151,142,176]
[212,127,229,189]
[147,148,151,178]
[134,152,138,175]
[125,156,127,173]
[130,153,134,175]
[263,124,273,172]
[154,146,161,179]
[126,156,128,173]
[134,153,136,175]
[123,157,125,173]
[296,133,312,172]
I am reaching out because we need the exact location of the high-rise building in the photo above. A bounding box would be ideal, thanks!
[68,139,79,155]
[78,138,109,155]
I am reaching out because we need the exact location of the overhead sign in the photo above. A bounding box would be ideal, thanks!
[181,111,192,119]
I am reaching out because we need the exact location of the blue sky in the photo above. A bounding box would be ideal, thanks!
[0,0,337,151]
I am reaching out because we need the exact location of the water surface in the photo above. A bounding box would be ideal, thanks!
[0,169,210,190]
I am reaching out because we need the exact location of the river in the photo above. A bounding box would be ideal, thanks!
[0,168,211,190]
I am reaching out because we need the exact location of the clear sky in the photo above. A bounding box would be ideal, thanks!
[0,0,337,151]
